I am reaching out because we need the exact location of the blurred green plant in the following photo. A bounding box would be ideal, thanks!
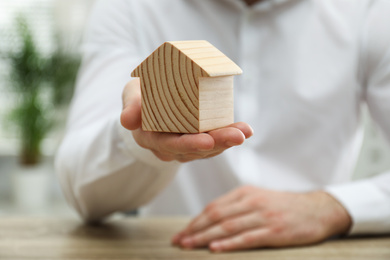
[45,35,81,106]
[5,15,80,166]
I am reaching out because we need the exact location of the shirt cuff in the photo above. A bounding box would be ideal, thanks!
[325,180,390,235]
[116,118,181,170]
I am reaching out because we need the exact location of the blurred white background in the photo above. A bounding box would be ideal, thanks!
[0,0,389,218]
[0,0,96,218]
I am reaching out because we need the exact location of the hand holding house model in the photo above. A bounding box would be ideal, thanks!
[131,40,242,134]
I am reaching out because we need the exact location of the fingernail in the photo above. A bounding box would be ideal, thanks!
[247,125,254,138]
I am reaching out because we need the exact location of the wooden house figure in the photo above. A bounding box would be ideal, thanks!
[131,40,242,133]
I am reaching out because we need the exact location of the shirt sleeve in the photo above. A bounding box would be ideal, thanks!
[325,0,390,235]
[55,0,180,222]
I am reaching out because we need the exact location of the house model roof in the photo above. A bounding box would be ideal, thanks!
[131,40,242,78]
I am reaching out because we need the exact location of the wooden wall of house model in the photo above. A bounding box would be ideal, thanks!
[131,40,242,134]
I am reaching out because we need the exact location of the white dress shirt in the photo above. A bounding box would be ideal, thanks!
[55,0,390,235]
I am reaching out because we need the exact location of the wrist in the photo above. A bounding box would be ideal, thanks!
[316,191,352,236]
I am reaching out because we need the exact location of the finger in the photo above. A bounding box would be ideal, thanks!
[152,132,215,154]
[121,79,142,130]
[173,186,256,242]
[169,146,231,163]
[133,130,216,160]
[180,211,264,249]
[209,228,270,252]
[171,230,187,246]
[178,188,246,237]
[185,200,253,235]
[174,140,242,162]
[131,129,180,151]
[140,136,210,163]
[208,127,246,148]
[211,186,251,206]
[227,122,254,139]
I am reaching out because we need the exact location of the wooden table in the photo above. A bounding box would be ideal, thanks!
[0,217,389,260]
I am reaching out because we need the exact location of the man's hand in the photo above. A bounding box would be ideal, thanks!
[120,79,253,162]
[172,186,352,252]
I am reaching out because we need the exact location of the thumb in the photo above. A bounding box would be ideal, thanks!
[120,79,142,130]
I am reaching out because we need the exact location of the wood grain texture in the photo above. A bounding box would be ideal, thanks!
[0,217,389,260]
[199,76,234,132]
[131,41,241,133]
